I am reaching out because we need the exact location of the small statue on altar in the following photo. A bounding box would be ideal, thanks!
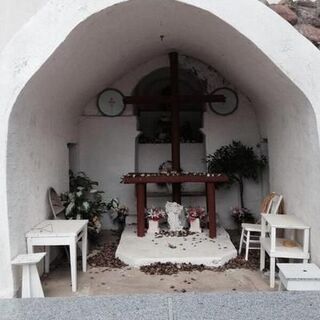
[165,201,187,231]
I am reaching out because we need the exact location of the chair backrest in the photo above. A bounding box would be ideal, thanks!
[265,193,283,215]
[48,187,65,219]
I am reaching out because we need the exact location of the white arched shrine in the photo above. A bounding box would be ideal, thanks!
[1,0,320,297]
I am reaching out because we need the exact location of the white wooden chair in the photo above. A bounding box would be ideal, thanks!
[48,187,65,219]
[239,193,283,260]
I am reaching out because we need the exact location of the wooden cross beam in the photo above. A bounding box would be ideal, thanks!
[124,95,225,105]
[124,52,225,204]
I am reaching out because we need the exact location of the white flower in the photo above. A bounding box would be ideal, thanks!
[82,201,90,212]
[76,190,83,198]
[66,202,75,216]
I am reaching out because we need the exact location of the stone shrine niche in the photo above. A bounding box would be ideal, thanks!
[134,67,207,195]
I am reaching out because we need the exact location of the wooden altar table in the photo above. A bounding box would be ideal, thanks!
[121,173,228,238]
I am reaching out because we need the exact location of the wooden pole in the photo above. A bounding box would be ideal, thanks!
[169,52,181,204]
[206,182,216,238]
[136,183,146,237]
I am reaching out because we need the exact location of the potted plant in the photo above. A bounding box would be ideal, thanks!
[107,198,129,232]
[207,140,267,209]
[186,207,206,233]
[61,171,107,241]
[145,207,166,234]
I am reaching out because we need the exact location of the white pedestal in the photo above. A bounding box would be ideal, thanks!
[190,218,202,233]
[12,253,46,298]
[278,263,320,291]
[148,220,159,234]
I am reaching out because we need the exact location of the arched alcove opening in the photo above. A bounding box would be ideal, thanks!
[134,65,206,204]
[1,0,320,297]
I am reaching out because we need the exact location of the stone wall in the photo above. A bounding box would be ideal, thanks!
[269,0,320,47]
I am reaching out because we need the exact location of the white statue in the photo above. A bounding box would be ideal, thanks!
[165,201,187,231]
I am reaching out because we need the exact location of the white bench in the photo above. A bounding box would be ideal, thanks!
[277,263,320,291]
[12,253,46,298]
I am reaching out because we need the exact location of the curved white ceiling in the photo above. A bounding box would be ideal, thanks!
[7,0,320,129]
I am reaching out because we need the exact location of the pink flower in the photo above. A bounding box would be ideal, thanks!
[186,207,206,222]
[146,207,166,221]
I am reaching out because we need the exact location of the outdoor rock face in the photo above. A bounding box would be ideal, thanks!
[296,23,320,42]
[270,4,298,25]
[269,0,320,47]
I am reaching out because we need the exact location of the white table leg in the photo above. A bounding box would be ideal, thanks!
[27,238,34,253]
[270,257,275,288]
[69,238,77,292]
[82,226,87,272]
[260,216,266,271]
[45,246,50,273]
[303,228,310,256]
[278,281,282,292]
[239,228,244,254]
[260,248,265,271]
[245,231,250,261]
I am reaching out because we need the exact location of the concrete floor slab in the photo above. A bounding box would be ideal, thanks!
[116,225,237,267]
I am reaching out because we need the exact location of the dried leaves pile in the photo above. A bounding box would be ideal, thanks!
[87,229,261,274]
[88,235,127,269]
[140,252,259,275]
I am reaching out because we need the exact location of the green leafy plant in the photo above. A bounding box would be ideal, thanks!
[107,198,129,231]
[207,141,267,208]
[61,171,107,237]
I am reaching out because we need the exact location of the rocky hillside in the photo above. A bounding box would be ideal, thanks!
[268,0,320,48]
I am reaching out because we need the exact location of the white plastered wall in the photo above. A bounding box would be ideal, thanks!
[0,0,320,297]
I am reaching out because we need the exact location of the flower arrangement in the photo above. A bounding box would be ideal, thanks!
[146,207,166,221]
[107,198,129,231]
[186,207,206,222]
[231,206,254,225]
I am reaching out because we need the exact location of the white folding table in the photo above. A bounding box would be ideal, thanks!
[260,214,310,288]
[26,219,88,292]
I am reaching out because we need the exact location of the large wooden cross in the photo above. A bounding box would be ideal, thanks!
[124,52,225,203]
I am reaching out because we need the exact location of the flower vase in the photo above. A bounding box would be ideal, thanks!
[190,218,202,233]
[148,219,159,234]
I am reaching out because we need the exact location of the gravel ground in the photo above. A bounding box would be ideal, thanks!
[2,292,320,320]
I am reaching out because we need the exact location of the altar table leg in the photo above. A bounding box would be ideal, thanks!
[206,182,216,238]
[136,183,146,237]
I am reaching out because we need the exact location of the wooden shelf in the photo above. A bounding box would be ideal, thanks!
[260,237,309,259]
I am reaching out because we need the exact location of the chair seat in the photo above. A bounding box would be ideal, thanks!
[241,223,261,232]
